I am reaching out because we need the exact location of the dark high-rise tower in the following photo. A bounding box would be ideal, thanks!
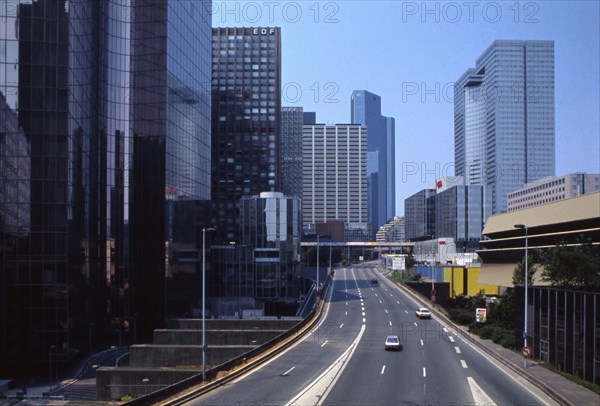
[129,0,212,339]
[211,27,282,243]
[0,0,212,376]
[281,107,304,200]
[351,90,396,236]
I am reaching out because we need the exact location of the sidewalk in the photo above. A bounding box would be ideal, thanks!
[471,335,600,406]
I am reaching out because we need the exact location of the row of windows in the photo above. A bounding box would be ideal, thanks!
[510,178,566,197]
[214,42,276,49]
[509,195,566,211]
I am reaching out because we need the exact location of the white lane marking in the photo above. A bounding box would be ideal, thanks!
[362,312,365,316]
[396,300,400,304]
[346,302,348,306]
[389,321,392,326]
[404,310,408,314]
[379,300,383,304]
[455,346,461,354]
[467,377,495,405]
[443,327,448,333]
[363,318,366,323]
[390,294,393,297]
[345,311,347,316]
[375,293,378,296]
[385,309,388,314]
[381,365,386,375]
[339,323,344,329]
[281,366,295,376]
[321,340,329,347]
[449,336,456,343]
[286,325,366,406]
[461,360,468,369]
[423,367,427,378]
[420,339,424,346]
[414,322,418,327]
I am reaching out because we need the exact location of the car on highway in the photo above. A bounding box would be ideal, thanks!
[415,307,432,319]
[371,277,378,284]
[384,335,402,351]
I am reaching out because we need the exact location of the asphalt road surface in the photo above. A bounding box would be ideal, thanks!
[182,262,556,406]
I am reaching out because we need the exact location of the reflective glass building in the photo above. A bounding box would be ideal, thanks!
[281,106,303,200]
[351,90,395,235]
[454,40,555,214]
[211,27,282,244]
[0,0,212,376]
[239,192,300,314]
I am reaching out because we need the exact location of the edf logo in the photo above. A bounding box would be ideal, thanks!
[253,28,276,35]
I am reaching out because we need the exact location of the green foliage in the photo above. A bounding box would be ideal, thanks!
[411,272,422,281]
[446,288,518,350]
[119,394,134,402]
[538,237,600,289]
[472,291,487,309]
[446,308,475,325]
[488,289,515,329]
[469,324,517,350]
[512,255,538,286]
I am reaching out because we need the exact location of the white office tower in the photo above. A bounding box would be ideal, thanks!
[302,124,368,239]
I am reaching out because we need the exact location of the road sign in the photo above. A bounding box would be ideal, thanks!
[521,346,533,358]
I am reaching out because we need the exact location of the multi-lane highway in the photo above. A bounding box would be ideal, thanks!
[181,262,556,405]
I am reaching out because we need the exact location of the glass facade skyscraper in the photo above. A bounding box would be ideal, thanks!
[0,0,212,376]
[281,107,303,200]
[239,192,300,313]
[211,27,282,244]
[404,189,436,241]
[454,40,555,214]
[351,90,396,235]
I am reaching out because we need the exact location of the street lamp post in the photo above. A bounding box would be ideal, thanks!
[316,235,320,297]
[201,227,215,381]
[514,223,528,367]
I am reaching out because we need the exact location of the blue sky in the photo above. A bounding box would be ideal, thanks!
[213,1,600,214]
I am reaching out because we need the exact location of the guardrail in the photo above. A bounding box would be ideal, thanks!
[126,273,334,405]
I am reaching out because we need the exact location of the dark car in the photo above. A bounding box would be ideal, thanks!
[371,277,379,284]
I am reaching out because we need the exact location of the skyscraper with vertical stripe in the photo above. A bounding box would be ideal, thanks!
[454,40,555,213]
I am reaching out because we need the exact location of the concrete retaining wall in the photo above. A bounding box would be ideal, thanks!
[166,318,300,330]
[129,345,254,368]
[97,318,302,400]
[97,368,198,401]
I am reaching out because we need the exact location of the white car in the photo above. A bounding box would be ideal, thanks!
[384,335,402,351]
[416,307,432,319]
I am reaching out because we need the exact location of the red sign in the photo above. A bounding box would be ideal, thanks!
[521,346,533,358]
[436,180,443,188]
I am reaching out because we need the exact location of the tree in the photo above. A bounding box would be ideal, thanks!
[512,255,538,286]
[538,238,600,289]
[489,288,515,329]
